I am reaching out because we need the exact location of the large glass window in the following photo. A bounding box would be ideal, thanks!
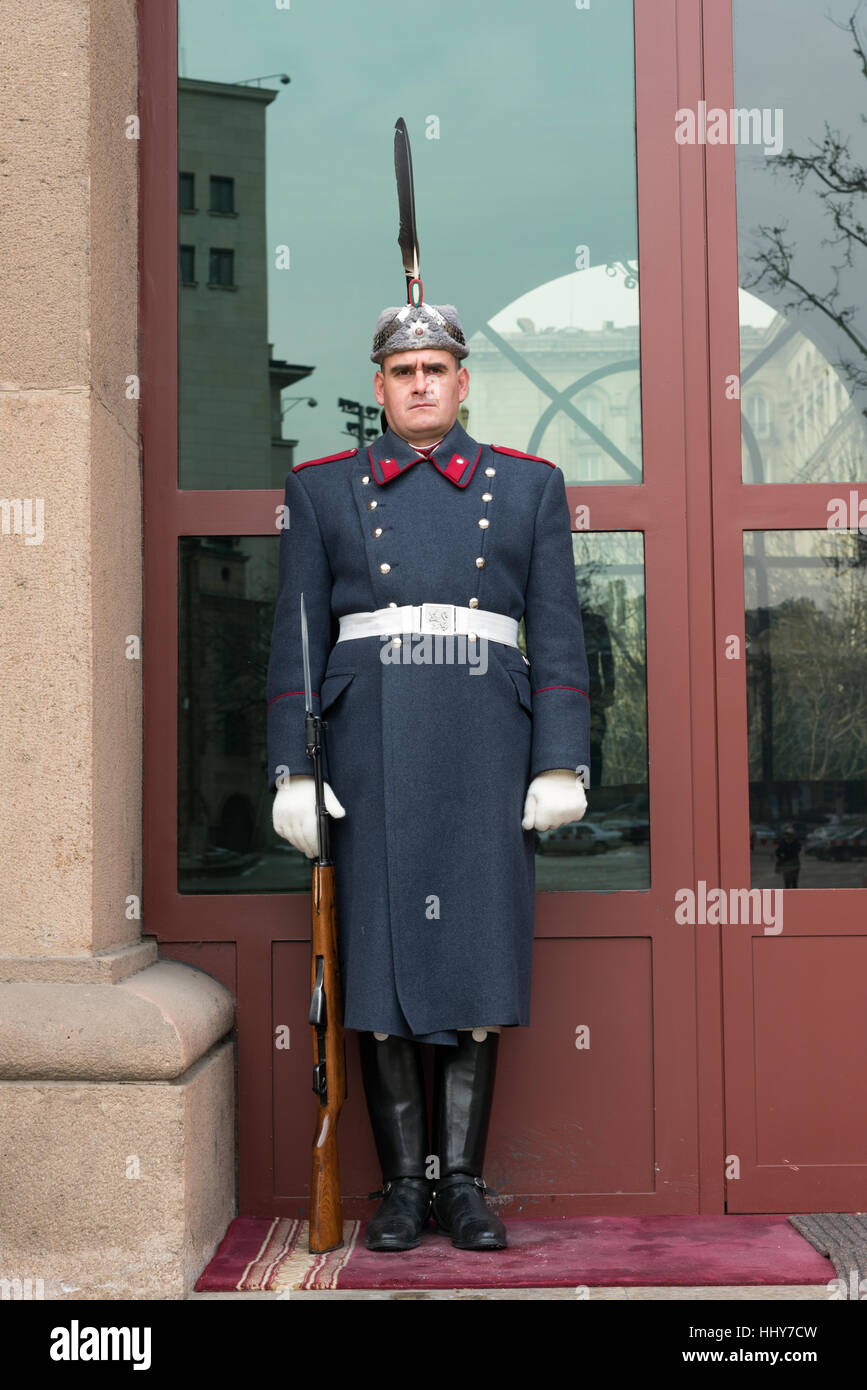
[176,0,646,892]
[178,535,295,893]
[734,0,867,483]
[535,532,649,891]
[178,530,649,894]
[745,530,867,888]
[178,0,642,488]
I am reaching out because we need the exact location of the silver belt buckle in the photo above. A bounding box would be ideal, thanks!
[420,602,456,634]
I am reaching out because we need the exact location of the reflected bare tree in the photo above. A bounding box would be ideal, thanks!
[743,7,867,411]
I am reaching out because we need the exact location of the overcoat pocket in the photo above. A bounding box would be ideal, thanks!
[506,666,533,713]
[320,670,355,712]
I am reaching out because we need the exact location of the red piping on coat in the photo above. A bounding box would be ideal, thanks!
[492,445,555,467]
[293,449,357,471]
[532,685,590,700]
[268,690,320,708]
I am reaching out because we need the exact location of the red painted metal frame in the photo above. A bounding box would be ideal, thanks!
[139,0,725,1216]
[703,0,867,1209]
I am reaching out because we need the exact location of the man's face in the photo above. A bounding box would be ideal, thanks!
[374,350,469,444]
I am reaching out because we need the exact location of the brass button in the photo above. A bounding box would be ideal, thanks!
[455,456,465,465]
[485,467,496,477]
[475,557,485,568]
[379,562,391,574]
[478,518,490,529]
[362,475,370,485]
[482,491,492,502]
[388,602,398,608]
[373,527,383,537]
[468,597,479,608]
[367,499,378,510]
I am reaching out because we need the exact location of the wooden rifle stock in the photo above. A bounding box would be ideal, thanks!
[308,858,346,1252]
[299,590,346,1253]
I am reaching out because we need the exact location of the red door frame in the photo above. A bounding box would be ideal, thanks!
[139,0,730,1216]
[704,0,867,1211]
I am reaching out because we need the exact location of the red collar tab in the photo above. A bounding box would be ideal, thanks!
[433,448,481,485]
[294,448,358,472]
[369,442,482,488]
[491,445,555,468]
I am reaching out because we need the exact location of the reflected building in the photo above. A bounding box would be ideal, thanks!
[466,320,641,485]
[740,314,866,485]
[178,78,314,886]
[462,267,642,486]
[179,77,314,491]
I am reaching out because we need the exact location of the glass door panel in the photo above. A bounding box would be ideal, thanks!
[745,529,867,889]
[733,0,867,483]
[178,0,642,487]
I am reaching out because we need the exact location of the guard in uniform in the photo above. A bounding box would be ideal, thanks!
[266,301,591,1251]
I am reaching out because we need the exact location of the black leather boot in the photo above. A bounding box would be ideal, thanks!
[358,1032,433,1251]
[431,1031,507,1250]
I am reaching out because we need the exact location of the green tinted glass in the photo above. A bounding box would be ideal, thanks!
[178,0,641,488]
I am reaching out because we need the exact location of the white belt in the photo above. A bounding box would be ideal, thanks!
[337,603,520,648]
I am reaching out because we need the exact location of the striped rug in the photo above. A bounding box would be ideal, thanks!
[195,1214,835,1292]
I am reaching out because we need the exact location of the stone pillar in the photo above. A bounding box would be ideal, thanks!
[0,0,235,1299]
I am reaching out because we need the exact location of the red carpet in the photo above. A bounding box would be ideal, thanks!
[195,1215,834,1291]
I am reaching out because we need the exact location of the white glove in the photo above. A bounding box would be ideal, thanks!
[522,769,587,832]
[272,775,346,858]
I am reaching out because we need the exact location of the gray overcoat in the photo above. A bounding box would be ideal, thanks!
[266,418,590,1045]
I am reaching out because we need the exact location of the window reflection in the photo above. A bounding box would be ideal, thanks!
[536,533,649,892]
[179,532,650,893]
[178,0,641,487]
[178,535,311,893]
[468,268,642,485]
[739,295,865,483]
[734,1,867,482]
[745,531,867,888]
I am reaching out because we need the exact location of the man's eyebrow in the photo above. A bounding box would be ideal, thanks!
[388,361,448,373]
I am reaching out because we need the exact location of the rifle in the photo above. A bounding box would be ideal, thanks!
[301,593,347,1253]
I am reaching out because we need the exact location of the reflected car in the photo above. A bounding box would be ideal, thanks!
[803,825,839,856]
[815,825,867,861]
[536,822,623,855]
[599,815,649,845]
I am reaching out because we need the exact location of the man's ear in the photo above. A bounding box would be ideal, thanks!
[457,366,470,402]
[373,369,385,405]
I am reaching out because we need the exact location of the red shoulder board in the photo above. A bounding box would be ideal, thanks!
[294,448,358,472]
[491,445,555,467]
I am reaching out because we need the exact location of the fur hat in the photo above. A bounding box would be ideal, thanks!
[371,302,469,363]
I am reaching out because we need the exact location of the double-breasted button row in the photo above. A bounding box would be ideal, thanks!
[361,460,499,600]
[469,465,496,596]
